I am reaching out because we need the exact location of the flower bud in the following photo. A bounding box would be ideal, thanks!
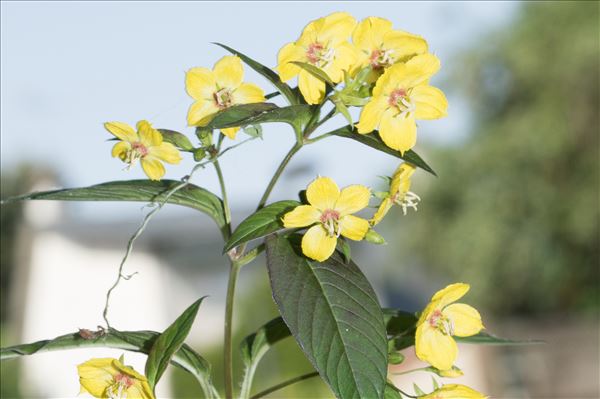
[365,229,386,245]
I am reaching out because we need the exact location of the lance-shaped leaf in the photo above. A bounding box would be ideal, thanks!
[157,129,194,151]
[266,234,388,399]
[328,125,437,176]
[207,103,312,133]
[214,42,299,105]
[1,180,227,237]
[456,333,544,345]
[239,316,292,398]
[291,61,335,87]
[145,297,205,390]
[0,329,218,398]
[223,200,300,253]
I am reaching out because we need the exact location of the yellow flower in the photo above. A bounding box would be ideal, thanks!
[356,53,448,155]
[105,120,182,181]
[418,384,487,399]
[351,16,428,81]
[77,357,154,399]
[277,12,358,104]
[371,162,419,225]
[186,55,265,139]
[415,283,484,371]
[282,177,370,261]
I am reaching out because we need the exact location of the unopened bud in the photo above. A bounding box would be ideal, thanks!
[388,351,405,365]
[364,229,386,245]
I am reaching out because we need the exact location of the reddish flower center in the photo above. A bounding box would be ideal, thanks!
[114,373,134,388]
[388,88,407,106]
[369,49,392,69]
[131,142,148,157]
[428,309,443,328]
[306,42,334,68]
[320,209,341,237]
[214,88,233,109]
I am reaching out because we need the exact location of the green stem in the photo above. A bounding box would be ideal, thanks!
[256,143,302,209]
[213,159,232,236]
[249,371,319,399]
[391,367,429,376]
[224,261,242,399]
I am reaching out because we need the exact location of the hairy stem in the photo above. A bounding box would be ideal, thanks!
[249,371,319,399]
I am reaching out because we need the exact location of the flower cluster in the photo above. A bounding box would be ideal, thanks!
[277,12,447,154]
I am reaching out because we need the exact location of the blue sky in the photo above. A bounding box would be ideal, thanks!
[1,1,519,219]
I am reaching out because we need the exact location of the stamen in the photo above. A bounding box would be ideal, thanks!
[306,42,334,68]
[393,191,421,215]
[320,209,341,237]
[213,88,233,109]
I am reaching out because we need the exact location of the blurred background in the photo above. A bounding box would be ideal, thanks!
[1,1,598,398]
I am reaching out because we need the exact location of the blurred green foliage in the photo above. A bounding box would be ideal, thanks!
[394,2,599,316]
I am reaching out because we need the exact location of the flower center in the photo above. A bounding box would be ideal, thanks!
[106,373,134,399]
[369,48,393,69]
[306,42,335,68]
[214,88,233,109]
[123,142,148,169]
[428,309,454,335]
[391,190,421,215]
[388,88,416,116]
[320,209,341,237]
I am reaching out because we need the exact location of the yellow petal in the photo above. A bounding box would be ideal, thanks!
[221,127,240,140]
[277,42,305,81]
[339,215,369,241]
[150,142,182,164]
[137,120,163,147]
[301,224,337,262]
[431,283,470,308]
[352,17,393,51]
[282,205,321,228]
[443,303,484,337]
[298,69,326,104]
[187,100,220,127]
[420,384,487,399]
[370,198,393,226]
[404,53,441,86]
[214,55,244,89]
[186,67,216,100]
[356,96,388,134]
[306,176,340,211]
[141,158,166,181]
[372,63,406,97]
[390,162,416,195]
[77,358,118,397]
[415,324,458,371]
[335,185,370,216]
[233,82,265,104]
[379,109,417,155]
[104,122,138,142]
[313,12,357,47]
[111,141,131,160]
[412,85,448,120]
[326,42,358,83]
[382,31,428,61]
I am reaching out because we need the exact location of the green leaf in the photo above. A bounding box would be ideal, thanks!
[157,129,194,151]
[207,103,312,133]
[384,383,403,399]
[0,329,218,398]
[1,180,227,237]
[455,332,544,345]
[223,200,299,253]
[337,238,352,264]
[239,316,292,398]
[328,125,437,176]
[214,42,299,105]
[290,61,335,86]
[266,234,388,399]
[145,297,205,390]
